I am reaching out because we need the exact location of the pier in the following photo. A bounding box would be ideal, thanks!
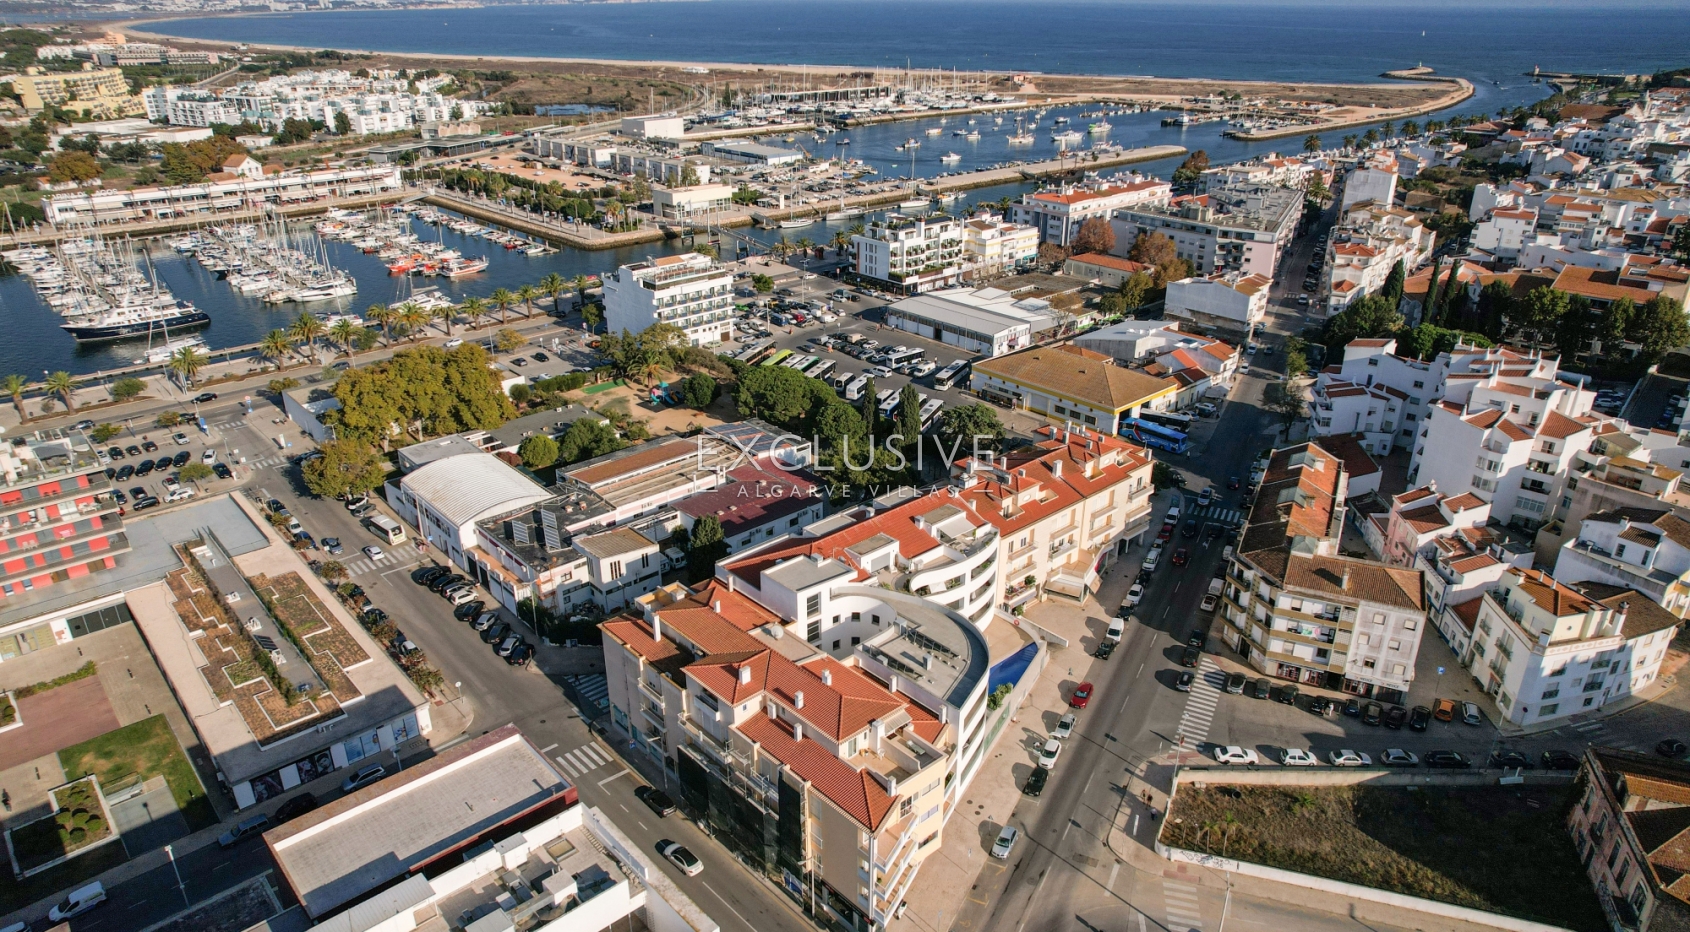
[0,191,410,249]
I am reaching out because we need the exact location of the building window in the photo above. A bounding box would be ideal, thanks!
[608,560,622,579]
[1540,703,1558,716]
[807,619,821,642]
[806,593,821,617]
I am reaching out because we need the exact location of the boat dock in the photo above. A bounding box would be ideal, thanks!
[0,191,408,249]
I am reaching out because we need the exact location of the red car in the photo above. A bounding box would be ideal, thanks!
[1157,525,1173,541]
[1227,475,1241,490]
[1172,547,1190,567]
[1070,682,1094,709]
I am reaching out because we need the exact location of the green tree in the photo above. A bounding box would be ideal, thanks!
[581,302,604,332]
[893,383,922,452]
[1324,294,1404,353]
[1510,286,1569,348]
[1283,336,1309,379]
[155,411,181,428]
[300,438,388,498]
[365,303,397,344]
[518,434,560,470]
[1071,217,1115,256]
[168,345,208,387]
[1171,150,1209,186]
[178,462,214,484]
[687,513,728,583]
[46,150,100,183]
[1475,279,1513,341]
[328,344,515,446]
[1626,296,1690,364]
[44,371,76,412]
[680,373,717,409]
[2,374,29,424]
[495,328,526,353]
[556,418,626,464]
[268,377,300,395]
[289,311,326,358]
[259,329,294,370]
[1263,380,1306,439]
[679,162,700,187]
[90,423,121,443]
[1128,232,1190,285]
[333,111,352,136]
[734,364,834,433]
[110,376,144,401]
[1555,295,1595,360]
[751,273,774,294]
[1119,271,1153,313]
[396,302,429,342]
[859,375,879,440]
[516,283,540,319]
[539,273,567,312]
[935,404,1004,460]
[1382,260,1405,308]
[1671,224,1690,263]
[1151,461,1184,491]
[1303,134,1321,153]
[490,287,515,324]
[459,296,488,331]
[329,318,361,361]
[1596,296,1635,356]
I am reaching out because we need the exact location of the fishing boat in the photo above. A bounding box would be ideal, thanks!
[940,152,962,164]
[1053,116,1070,125]
[1088,121,1112,134]
[965,130,981,141]
[898,198,930,210]
[904,137,921,148]
[925,126,943,136]
[1052,130,1084,146]
[440,256,489,277]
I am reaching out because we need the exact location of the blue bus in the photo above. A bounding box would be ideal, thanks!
[1120,417,1189,455]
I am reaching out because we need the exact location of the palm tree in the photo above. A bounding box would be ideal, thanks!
[794,236,814,257]
[365,303,396,344]
[490,287,515,325]
[433,302,455,336]
[830,229,850,254]
[168,346,208,387]
[516,283,539,319]
[572,274,592,311]
[396,302,429,342]
[1198,819,1217,853]
[257,330,291,371]
[289,312,326,361]
[2,374,29,423]
[771,235,792,260]
[44,371,77,412]
[459,296,487,330]
[328,319,360,361]
[539,272,566,311]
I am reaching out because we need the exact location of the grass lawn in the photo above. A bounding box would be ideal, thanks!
[58,714,216,831]
[1163,784,1605,931]
[7,777,111,873]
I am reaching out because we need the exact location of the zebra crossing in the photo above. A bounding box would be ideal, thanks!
[341,556,384,577]
[1162,880,1206,931]
[552,742,617,778]
[1176,658,1225,747]
[1188,504,1244,527]
[566,673,610,713]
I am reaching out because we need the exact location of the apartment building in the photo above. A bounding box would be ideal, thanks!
[42,165,403,225]
[1462,568,1679,726]
[602,252,735,347]
[0,431,131,603]
[961,215,1040,278]
[1471,207,1538,265]
[1553,508,1690,619]
[1109,183,1303,280]
[1220,442,1428,701]
[673,463,827,555]
[1164,272,1271,332]
[970,344,1178,433]
[164,92,241,128]
[1338,159,1398,210]
[1320,203,1435,319]
[1408,370,1598,531]
[952,424,1154,610]
[1424,525,1535,660]
[1368,485,1491,569]
[1568,749,1690,932]
[13,66,141,118]
[1532,426,1690,565]
[852,214,966,294]
[1008,178,1170,247]
[1308,376,1410,456]
[605,558,993,926]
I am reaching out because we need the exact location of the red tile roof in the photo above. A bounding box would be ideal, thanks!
[737,713,897,831]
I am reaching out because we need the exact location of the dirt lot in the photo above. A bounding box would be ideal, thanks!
[1163,783,1606,931]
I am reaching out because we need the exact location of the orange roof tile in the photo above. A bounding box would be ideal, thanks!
[737,713,897,831]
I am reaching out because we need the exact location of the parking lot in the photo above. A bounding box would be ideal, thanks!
[91,401,246,512]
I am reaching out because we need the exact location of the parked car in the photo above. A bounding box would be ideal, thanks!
[274,792,319,823]
[471,612,499,631]
[1343,697,1361,717]
[1383,705,1408,729]
[1186,630,1207,649]
[1380,748,1419,767]
[1069,682,1093,709]
[991,825,1018,859]
[1432,698,1457,722]
[507,643,535,666]
[1224,672,1246,694]
[1052,712,1077,740]
[218,813,271,847]
[1461,701,1483,725]
[1212,746,1259,765]
[497,635,526,658]
[1408,706,1432,731]
[1179,646,1201,667]
[1250,678,1271,700]
[659,841,703,876]
[47,882,107,921]
[1425,750,1471,769]
[1273,684,1299,705]
[322,537,344,555]
[453,600,485,621]
[1541,750,1580,771]
[341,764,386,792]
[1124,584,1143,607]
[1361,702,1383,726]
[1023,767,1047,798]
[1306,696,1334,716]
[1489,750,1532,770]
[416,566,449,586]
[1093,640,1116,660]
[1036,738,1062,769]
[448,587,478,606]
[1280,748,1318,767]
[1328,749,1371,767]
[1174,671,1194,692]
[481,623,511,645]
[635,786,677,817]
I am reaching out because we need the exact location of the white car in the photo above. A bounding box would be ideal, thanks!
[1200,594,1218,612]
[1280,748,1318,767]
[444,338,464,349]
[1125,583,1143,607]
[991,825,1018,859]
[1105,618,1124,643]
[201,448,217,464]
[659,841,703,876]
[1212,746,1259,765]
[1197,487,1214,506]
[1052,712,1076,740]
[1381,748,1420,767]
[1143,547,1162,572]
[1328,749,1372,767]
[363,545,384,560]
[1037,738,1061,769]
[165,487,196,503]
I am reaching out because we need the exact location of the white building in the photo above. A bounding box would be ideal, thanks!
[1008,178,1170,246]
[1339,158,1399,210]
[852,213,965,294]
[1164,272,1271,332]
[42,164,403,226]
[619,115,686,140]
[602,253,735,346]
[390,453,553,572]
[1062,252,1152,289]
[961,215,1040,277]
[652,183,735,220]
[1321,203,1436,319]
[1471,207,1539,265]
[1109,184,1303,280]
[1463,568,1680,726]
[1554,508,1690,619]
[881,287,1043,357]
[165,93,240,128]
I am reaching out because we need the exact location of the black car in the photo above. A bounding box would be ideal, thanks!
[1181,518,1198,538]
[194,392,218,403]
[132,495,160,511]
[1541,750,1581,771]
[172,451,190,468]
[103,466,117,480]
[131,486,148,500]
[1093,640,1116,660]
[506,643,534,666]
[154,456,173,472]
[134,459,155,477]
[636,785,678,817]
[1251,678,1271,700]
[1489,750,1532,770]
[1343,697,1361,717]
[430,574,467,593]
[1273,684,1299,705]
[125,445,143,457]
[1023,766,1048,797]
[1425,750,1471,769]
[267,499,289,515]
[275,792,319,823]
[482,623,511,644]
[1307,696,1333,716]
[1186,630,1207,649]
[112,489,128,505]
[1175,671,1195,691]
[1658,739,1687,758]
[1361,702,1383,725]
[1179,646,1201,667]
[213,462,233,479]
[115,464,135,481]
[453,599,486,621]
[322,537,343,555]
[1408,705,1432,731]
[107,446,125,460]
[142,440,158,452]
[533,351,549,362]
[415,566,449,585]
[363,608,388,625]
[1383,705,1408,729]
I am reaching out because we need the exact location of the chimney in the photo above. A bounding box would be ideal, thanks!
[821,669,833,686]
[872,719,885,754]
[712,599,721,612]
[1050,460,1062,479]
[793,722,803,742]
[1340,568,1351,590]
[923,653,934,670]
[652,612,663,641]
[739,665,753,685]
[794,690,805,709]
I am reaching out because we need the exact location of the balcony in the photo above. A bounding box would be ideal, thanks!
[0,531,130,588]
[681,715,731,761]
[0,473,113,524]
[638,678,665,707]
[640,703,665,732]
[1049,538,1077,561]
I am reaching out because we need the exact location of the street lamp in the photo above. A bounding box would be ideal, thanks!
[166,843,189,908]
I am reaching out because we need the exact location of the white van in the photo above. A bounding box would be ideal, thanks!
[48,881,107,920]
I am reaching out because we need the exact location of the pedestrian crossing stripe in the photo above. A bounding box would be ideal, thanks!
[565,674,610,712]
[1191,505,1243,525]
[553,743,613,776]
